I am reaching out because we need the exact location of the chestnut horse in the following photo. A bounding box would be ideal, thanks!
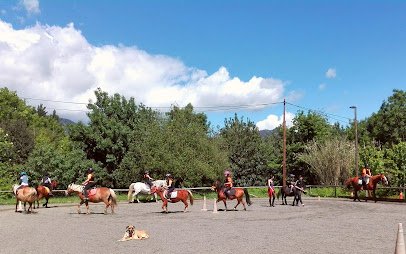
[211,180,252,211]
[35,180,58,208]
[66,183,117,214]
[345,173,388,202]
[12,184,37,213]
[150,186,193,213]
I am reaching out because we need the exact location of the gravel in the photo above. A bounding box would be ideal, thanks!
[0,197,405,254]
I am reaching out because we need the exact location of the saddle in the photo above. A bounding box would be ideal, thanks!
[224,188,236,197]
[83,188,97,197]
[164,190,178,199]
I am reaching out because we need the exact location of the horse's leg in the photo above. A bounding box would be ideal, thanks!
[77,200,85,214]
[85,200,90,214]
[373,189,377,203]
[15,199,18,212]
[154,193,158,203]
[222,199,227,211]
[182,198,189,212]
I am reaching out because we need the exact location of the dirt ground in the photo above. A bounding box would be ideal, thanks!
[0,197,405,254]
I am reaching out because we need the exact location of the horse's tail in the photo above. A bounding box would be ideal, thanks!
[127,183,135,202]
[244,188,252,206]
[109,189,118,208]
[187,190,194,205]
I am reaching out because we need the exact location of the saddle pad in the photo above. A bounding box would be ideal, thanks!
[87,188,97,196]
[170,191,177,199]
[227,188,236,196]
[358,179,362,185]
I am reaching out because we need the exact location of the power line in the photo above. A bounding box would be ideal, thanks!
[22,96,352,123]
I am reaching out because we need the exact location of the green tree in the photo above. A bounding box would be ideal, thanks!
[366,89,406,146]
[221,114,267,186]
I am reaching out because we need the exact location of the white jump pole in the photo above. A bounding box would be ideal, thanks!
[395,223,405,254]
[201,195,207,211]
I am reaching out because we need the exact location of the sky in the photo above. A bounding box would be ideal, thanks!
[0,0,405,130]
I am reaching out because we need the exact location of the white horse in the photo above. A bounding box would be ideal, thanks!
[128,180,167,203]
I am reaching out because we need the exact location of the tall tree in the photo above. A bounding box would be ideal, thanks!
[366,89,406,146]
[221,114,267,186]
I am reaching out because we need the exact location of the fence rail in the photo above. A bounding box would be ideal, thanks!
[1,184,405,197]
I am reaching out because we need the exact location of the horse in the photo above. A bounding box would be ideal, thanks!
[35,180,58,208]
[66,183,117,214]
[127,180,167,203]
[345,173,388,202]
[277,185,301,206]
[12,184,37,213]
[211,180,252,211]
[150,186,193,213]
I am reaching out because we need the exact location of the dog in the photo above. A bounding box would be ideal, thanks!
[118,225,149,241]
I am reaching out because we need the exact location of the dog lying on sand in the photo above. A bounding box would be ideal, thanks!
[118,225,149,241]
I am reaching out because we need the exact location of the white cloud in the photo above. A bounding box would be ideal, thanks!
[0,20,290,122]
[20,0,40,15]
[325,68,336,79]
[319,83,326,90]
[256,112,294,130]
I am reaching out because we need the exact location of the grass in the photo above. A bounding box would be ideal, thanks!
[1,186,401,205]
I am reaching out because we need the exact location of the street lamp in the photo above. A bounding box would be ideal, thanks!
[350,106,358,176]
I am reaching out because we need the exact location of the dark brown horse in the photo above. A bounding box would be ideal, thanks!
[13,184,37,213]
[211,180,252,211]
[150,186,194,213]
[345,173,388,202]
[277,185,301,206]
[35,180,58,208]
[66,183,117,214]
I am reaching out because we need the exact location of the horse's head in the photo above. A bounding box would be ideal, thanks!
[379,174,389,185]
[66,183,82,195]
[211,180,222,191]
[51,180,58,189]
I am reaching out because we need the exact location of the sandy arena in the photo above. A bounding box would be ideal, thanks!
[0,197,405,254]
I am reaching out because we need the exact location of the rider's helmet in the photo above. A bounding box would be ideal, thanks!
[165,173,173,179]
[44,172,49,177]
[144,171,149,175]
[20,171,27,176]
[364,163,369,168]
[224,170,231,177]
[87,168,94,173]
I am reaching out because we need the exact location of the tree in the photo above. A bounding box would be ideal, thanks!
[220,114,268,186]
[300,137,354,185]
[366,89,406,146]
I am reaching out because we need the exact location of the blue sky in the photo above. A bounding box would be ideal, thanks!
[0,0,405,129]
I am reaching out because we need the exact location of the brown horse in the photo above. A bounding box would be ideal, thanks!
[345,173,388,202]
[66,183,117,214]
[150,186,193,213]
[211,180,252,211]
[12,184,37,213]
[35,180,58,208]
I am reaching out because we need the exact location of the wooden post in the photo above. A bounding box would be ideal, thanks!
[283,99,287,187]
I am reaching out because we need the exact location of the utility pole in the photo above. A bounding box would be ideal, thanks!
[350,106,358,176]
[283,99,287,187]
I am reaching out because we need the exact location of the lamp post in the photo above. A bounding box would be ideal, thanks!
[350,106,358,176]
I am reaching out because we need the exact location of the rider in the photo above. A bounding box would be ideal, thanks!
[165,173,175,199]
[82,168,96,201]
[361,164,372,190]
[16,171,29,195]
[41,172,53,196]
[143,171,154,188]
[224,170,233,198]
[288,174,296,193]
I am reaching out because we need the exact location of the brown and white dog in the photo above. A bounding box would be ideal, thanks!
[118,225,149,241]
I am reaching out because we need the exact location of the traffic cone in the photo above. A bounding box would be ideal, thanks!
[395,223,405,254]
[201,195,207,211]
[213,199,218,213]
[400,192,404,200]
